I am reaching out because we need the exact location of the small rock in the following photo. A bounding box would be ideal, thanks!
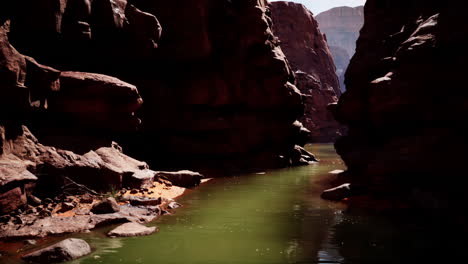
[91,198,120,214]
[22,238,91,263]
[63,197,75,203]
[0,215,11,223]
[161,210,171,215]
[167,202,181,209]
[74,208,90,215]
[58,202,75,213]
[25,207,38,214]
[107,222,157,237]
[13,216,24,225]
[27,194,42,206]
[38,209,52,218]
[25,239,37,245]
[43,198,54,205]
[79,194,94,204]
[321,183,353,201]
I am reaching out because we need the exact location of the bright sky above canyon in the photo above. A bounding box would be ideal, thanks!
[270,0,366,15]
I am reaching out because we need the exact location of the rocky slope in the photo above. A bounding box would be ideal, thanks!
[316,6,364,91]
[270,1,343,142]
[327,0,468,208]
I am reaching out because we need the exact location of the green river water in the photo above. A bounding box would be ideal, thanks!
[1,144,459,263]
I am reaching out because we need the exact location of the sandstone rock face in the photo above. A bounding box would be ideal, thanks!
[0,20,28,116]
[329,0,468,207]
[0,125,160,202]
[1,0,311,215]
[2,0,309,174]
[270,1,343,142]
[50,71,143,132]
[316,6,364,91]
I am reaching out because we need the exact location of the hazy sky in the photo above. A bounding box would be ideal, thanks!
[270,0,366,15]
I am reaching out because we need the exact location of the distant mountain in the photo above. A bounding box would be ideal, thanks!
[316,6,364,91]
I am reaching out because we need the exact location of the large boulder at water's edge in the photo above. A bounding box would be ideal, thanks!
[22,238,91,263]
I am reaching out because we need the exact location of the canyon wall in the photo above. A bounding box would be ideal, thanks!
[1,0,317,213]
[270,1,343,142]
[330,0,468,207]
[316,6,364,91]
[2,0,312,174]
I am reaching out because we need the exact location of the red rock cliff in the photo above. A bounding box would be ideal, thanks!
[270,1,343,142]
[2,0,313,177]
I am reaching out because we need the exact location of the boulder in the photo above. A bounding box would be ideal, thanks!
[91,197,120,214]
[321,183,353,201]
[22,238,91,263]
[0,161,37,214]
[123,169,155,189]
[107,222,157,237]
[48,71,143,132]
[155,170,203,188]
[167,201,181,209]
[57,202,75,213]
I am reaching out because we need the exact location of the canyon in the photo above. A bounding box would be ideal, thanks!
[316,6,364,91]
[2,0,468,262]
[1,0,322,220]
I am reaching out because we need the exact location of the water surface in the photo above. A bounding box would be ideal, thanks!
[77,144,347,264]
[3,144,459,263]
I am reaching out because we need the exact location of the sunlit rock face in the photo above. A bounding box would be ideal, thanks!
[2,0,310,175]
[270,1,344,143]
[330,0,468,207]
[316,6,364,91]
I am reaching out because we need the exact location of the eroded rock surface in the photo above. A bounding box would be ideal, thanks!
[270,1,344,142]
[2,0,309,174]
[328,0,468,207]
[108,222,157,237]
[22,238,91,263]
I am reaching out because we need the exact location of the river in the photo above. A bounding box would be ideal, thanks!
[1,144,457,263]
